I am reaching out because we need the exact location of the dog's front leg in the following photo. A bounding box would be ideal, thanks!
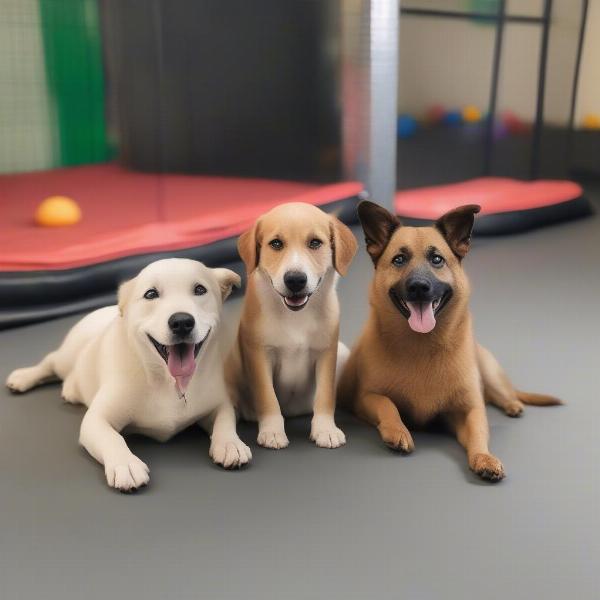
[79,401,149,492]
[245,347,289,449]
[201,402,252,469]
[310,341,346,448]
[449,404,505,482]
[355,392,414,453]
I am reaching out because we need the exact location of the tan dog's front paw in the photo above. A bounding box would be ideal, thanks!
[378,424,414,453]
[471,453,505,482]
[504,401,524,418]
[257,430,289,449]
[105,455,150,492]
[257,415,289,449]
[210,436,252,468]
[310,415,346,448]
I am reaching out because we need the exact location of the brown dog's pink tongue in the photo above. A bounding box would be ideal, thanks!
[406,302,436,334]
[167,344,196,393]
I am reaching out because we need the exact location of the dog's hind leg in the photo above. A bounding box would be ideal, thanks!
[6,351,59,393]
[477,344,525,417]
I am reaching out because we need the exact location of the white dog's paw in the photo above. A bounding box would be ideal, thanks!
[6,367,42,393]
[105,455,149,493]
[210,436,252,469]
[310,415,346,449]
[257,414,289,449]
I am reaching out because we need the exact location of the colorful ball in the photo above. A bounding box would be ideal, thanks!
[443,110,463,126]
[397,114,418,138]
[582,114,600,130]
[35,196,82,227]
[462,105,482,123]
[425,104,446,124]
[502,111,529,135]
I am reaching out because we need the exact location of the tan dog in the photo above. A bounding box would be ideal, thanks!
[339,201,561,481]
[227,202,357,449]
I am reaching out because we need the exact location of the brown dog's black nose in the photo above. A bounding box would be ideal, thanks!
[284,271,307,294]
[406,277,432,299]
[168,312,195,336]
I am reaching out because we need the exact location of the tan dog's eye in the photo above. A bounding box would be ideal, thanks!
[143,288,159,300]
[392,254,407,267]
[194,284,207,296]
[269,239,284,251]
[430,254,445,268]
[308,238,322,250]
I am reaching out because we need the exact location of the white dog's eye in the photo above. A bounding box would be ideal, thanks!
[194,284,207,296]
[269,239,283,251]
[144,288,159,300]
[308,238,322,249]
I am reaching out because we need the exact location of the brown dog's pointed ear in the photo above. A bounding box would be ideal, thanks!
[212,268,241,301]
[357,200,401,265]
[117,278,134,316]
[435,204,481,258]
[237,221,261,273]
[330,216,358,276]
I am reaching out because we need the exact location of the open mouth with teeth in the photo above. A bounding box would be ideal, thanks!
[282,294,310,311]
[147,332,209,394]
[389,290,452,334]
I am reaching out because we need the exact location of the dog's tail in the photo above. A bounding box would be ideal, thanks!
[516,390,563,406]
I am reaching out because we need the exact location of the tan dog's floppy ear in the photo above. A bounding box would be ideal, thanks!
[212,268,241,301]
[357,200,401,265]
[330,216,358,276]
[435,204,481,259]
[237,221,261,273]
[117,278,134,316]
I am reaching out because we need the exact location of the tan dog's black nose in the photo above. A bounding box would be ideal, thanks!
[284,271,307,294]
[168,312,195,335]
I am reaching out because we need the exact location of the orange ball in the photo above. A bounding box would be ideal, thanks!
[582,114,600,130]
[35,196,82,227]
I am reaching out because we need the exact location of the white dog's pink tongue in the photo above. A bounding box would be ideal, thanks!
[406,301,436,334]
[167,344,196,394]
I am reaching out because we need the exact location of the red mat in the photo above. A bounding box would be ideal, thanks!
[395,177,583,219]
[0,164,362,271]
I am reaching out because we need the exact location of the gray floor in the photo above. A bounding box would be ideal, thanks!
[1,201,598,600]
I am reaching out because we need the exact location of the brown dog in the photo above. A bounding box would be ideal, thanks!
[227,202,357,449]
[338,200,561,481]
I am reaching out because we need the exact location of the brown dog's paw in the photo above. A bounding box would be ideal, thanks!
[504,401,524,418]
[378,424,414,454]
[471,453,505,482]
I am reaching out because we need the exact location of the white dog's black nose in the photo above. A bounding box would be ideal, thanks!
[168,312,195,336]
[284,271,307,294]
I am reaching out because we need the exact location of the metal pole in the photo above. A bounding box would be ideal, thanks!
[341,0,399,211]
[565,0,589,172]
[530,0,553,180]
[483,0,505,176]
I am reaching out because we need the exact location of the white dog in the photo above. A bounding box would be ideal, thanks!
[6,259,251,492]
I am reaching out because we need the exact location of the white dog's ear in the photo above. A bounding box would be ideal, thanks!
[237,221,261,273]
[213,268,241,301]
[118,278,134,316]
[330,216,358,276]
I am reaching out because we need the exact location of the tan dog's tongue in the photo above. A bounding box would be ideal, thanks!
[167,344,196,394]
[406,301,436,334]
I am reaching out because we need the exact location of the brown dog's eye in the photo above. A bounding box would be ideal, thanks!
[143,288,159,300]
[269,239,284,251]
[430,254,445,268]
[194,284,207,296]
[392,254,407,267]
[308,238,322,250]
